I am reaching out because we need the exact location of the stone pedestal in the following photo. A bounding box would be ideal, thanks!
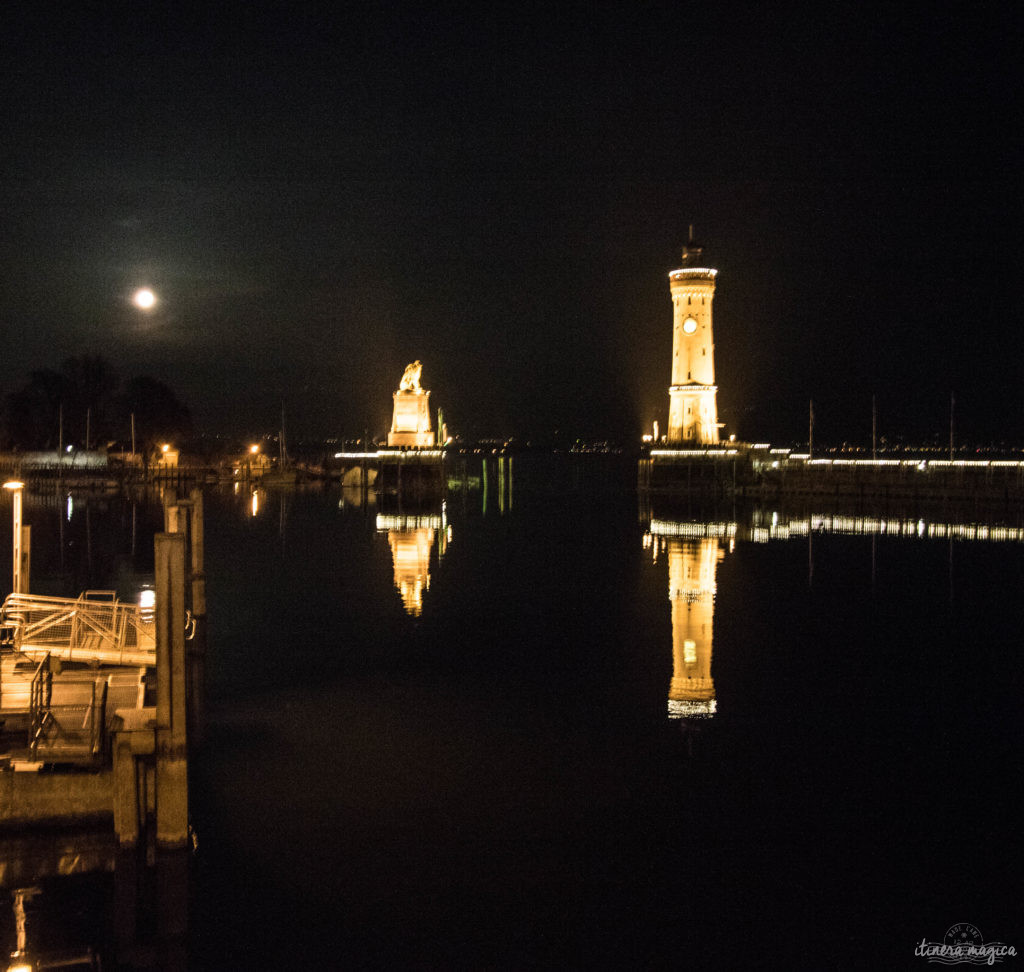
[388,390,434,447]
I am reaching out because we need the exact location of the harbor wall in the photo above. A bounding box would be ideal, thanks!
[0,769,113,827]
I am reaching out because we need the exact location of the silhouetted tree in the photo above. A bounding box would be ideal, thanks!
[119,375,192,451]
[2,357,191,451]
[60,355,120,447]
[4,368,67,449]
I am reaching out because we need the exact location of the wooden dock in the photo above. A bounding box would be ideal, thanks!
[1,490,205,852]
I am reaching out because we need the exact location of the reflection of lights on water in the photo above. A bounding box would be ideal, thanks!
[650,519,736,538]
[668,699,716,719]
[375,514,443,530]
[649,513,1024,544]
[251,490,259,517]
[387,527,435,616]
[67,493,73,522]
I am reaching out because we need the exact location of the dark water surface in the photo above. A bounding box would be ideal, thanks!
[4,458,1022,967]
[189,459,1021,968]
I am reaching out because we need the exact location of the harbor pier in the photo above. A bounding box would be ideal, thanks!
[1,490,205,850]
[332,448,447,498]
[641,445,1024,504]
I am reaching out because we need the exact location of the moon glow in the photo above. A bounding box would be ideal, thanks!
[133,288,157,310]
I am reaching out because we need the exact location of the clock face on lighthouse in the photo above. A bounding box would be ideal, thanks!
[683,317,698,334]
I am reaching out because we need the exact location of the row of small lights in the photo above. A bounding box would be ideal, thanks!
[650,448,740,458]
[333,449,446,459]
[652,447,1024,470]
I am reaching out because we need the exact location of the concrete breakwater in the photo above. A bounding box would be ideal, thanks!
[640,446,1024,503]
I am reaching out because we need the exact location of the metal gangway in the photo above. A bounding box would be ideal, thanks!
[0,590,156,667]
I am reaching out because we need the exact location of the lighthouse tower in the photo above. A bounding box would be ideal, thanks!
[666,233,720,444]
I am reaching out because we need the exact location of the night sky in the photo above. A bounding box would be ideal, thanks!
[2,3,1020,446]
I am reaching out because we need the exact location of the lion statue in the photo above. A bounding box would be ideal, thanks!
[398,360,423,393]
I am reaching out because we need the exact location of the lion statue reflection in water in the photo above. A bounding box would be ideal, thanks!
[398,360,424,393]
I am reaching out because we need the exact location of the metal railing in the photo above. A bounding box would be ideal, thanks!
[28,655,51,731]
[27,657,109,761]
[0,590,156,666]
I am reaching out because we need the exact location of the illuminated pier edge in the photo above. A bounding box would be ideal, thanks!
[335,450,446,459]
[666,234,721,446]
[649,448,1024,470]
[650,448,738,458]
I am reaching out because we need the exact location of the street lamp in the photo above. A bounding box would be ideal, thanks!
[3,481,29,595]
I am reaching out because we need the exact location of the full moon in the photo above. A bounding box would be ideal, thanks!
[132,288,157,310]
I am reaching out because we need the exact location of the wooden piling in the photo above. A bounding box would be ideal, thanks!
[113,734,140,847]
[187,489,207,747]
[155,532,188,850]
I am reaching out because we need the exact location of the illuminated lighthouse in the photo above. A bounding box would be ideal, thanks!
[666,233,720,444]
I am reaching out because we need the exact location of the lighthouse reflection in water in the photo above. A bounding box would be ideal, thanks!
[644,530,728,720]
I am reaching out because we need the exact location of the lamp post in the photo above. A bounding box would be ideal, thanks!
[3,480,29,595]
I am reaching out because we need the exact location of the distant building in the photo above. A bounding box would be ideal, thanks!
[154,445,179,469]
[16,450,109,469]
[666,235,722,444]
